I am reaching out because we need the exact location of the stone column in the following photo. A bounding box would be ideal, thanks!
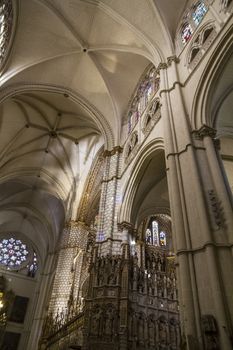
[160,58,203,349]
[26,252,55,350]
[118,223,132,350]
[97,146,123,256]
[48,221,89,317]
[160,57,233,349]
[193,126,233,346]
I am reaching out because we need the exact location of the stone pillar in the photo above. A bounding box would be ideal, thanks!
[160,58,202,349]
[27,252,55,350]
[119,224,131,350]
[48,221,89,317]
[97,146,123,255]
[160,57,233,349]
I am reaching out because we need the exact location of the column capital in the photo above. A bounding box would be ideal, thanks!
[193,124,217,140]
[167,55,180,66]
[117,221,134,233]
[156,62,168,73]
[103,146,123,157]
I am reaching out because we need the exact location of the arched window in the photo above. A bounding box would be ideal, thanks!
[145,218,167,247]
[159,231,166,246]
[178,1,208,48]
[0,0,13,68]
[181,22,193,44]
[192,1,208,26]
[127,65,160,134]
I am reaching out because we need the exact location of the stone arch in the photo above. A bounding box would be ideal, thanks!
[191,24,233,129]
[186,20,217,69]
[119,138,165,224]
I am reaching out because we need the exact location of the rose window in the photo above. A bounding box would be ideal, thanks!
[0,237,29,268]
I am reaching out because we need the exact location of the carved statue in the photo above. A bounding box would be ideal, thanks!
[138,314,144,343]
[148,316,155,345]
[92,307,102,337]
[104,308,114,337]
[169,321,177,347]
[159,319,167,346]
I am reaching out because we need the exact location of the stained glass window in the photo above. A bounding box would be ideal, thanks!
[0,238,29,268]
[179,1,208,47]
[145,218,167,247]
[146,228,152,244]
[192,2,207,26]
[0,0,13,67]
[27,252,38,277]
[159,231,166,246]
[181,23,193,44]
[152,221,159,246]
[127,65,160,134]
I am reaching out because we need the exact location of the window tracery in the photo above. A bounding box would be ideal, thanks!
[142,98,161,136]
[124,131,139,163]
[0,238,28,268]
[146,219,167,247]
[181,22,193,44]
[187,22,216,68]
[178,1,208,48]
[0,0,13,69]
[0,237,38,278]
[127,65,160,134]
[192,2,208,26]
[221,0,232,9]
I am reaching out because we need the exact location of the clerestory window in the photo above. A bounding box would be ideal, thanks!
[127,65,160,134]
[179,1,208,46]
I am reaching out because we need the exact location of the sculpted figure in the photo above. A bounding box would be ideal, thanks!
[92,308,102,337]
[159,320,167,345]
[138,315,144,342]
[148,317,155,345]
[105,308,114,337]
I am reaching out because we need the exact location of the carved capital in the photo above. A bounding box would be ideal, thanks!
[118,221,134,233]
[167,56,180,66]
[65,220,85,229]
[156,62,168,73]
[65,220,78,228]
[193,125,217,140]
[103,146,123,157]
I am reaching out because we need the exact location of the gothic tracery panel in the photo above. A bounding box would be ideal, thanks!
[127,65,160,134]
